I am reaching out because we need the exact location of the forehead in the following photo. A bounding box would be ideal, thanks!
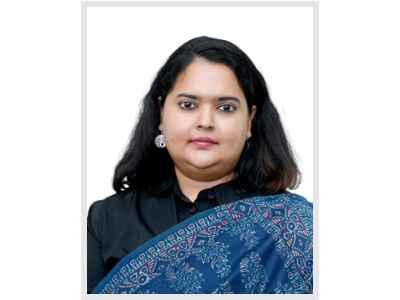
[170,58,245,99]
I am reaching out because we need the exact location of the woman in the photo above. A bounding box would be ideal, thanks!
[87,36,313,294]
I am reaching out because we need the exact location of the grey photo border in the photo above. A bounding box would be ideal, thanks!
[81,1,319,299]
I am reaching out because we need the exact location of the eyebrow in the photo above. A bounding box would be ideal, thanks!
[176,93,241,103]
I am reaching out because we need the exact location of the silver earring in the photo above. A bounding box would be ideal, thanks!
[154,134,166,148]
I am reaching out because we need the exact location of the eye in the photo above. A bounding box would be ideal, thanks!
[218,104,237,113]
[178,100,197,110]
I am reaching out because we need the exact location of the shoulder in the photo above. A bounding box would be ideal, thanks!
[257,192,312,214]
[249,192,313,234]
[87,190,140,240]
[87,190,138,226]
[279,192,313,227]
[249,192,313,253]
[282,192,313,212]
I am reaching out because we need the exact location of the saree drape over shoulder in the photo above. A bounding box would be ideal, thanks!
[92,192,313,294]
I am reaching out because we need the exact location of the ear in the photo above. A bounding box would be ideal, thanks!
[247,105,257,139]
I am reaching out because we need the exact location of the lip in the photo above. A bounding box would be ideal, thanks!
[190,137,218,144]
[190,137,218,149]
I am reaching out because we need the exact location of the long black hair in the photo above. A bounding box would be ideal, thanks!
[113,36,300,195]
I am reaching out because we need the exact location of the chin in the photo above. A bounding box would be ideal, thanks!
[190,161,218,170]
[186,156,220,170]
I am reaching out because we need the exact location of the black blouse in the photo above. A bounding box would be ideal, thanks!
[87,177,262,293]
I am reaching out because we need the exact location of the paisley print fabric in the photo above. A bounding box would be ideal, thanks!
[93,192,313,294]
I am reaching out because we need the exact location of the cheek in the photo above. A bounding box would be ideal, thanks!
[163,113,192,144]
[214,118,248,160]
[218,117,248,143]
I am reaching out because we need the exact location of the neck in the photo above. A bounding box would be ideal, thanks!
[174,167,235,203]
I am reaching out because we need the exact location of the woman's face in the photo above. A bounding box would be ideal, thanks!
[160,57,256,181]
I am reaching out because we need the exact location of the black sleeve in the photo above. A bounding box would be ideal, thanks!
[87,200,106,294]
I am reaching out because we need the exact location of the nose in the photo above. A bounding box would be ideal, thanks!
[196,105,214,130]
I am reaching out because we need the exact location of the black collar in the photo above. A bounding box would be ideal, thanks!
[171,176,242,206]
[158,171,249,196]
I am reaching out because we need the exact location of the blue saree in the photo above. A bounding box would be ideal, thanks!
[93,192,313,294]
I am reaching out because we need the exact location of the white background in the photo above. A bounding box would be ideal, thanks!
[1,1,400,300]
[87,5,314,207]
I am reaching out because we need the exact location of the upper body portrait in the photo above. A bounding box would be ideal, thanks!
[87,36,313,294]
